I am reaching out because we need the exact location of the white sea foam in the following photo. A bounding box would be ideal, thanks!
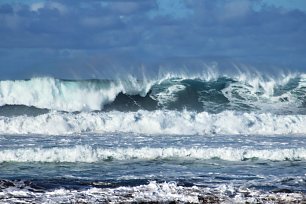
[0,181,305,203]
[0,110,305,135]
[154,84,186,106]
[0,145,306,163]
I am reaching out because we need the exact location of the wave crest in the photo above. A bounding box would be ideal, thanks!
[0,73,305,113]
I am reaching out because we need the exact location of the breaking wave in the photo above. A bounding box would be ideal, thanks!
[0,73,305,113]
[0,110,305,135]
[1,145,306,163]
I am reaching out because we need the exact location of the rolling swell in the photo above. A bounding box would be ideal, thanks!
[0,74,305,113]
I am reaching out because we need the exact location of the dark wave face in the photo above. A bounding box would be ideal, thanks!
[0,105,49,117]
[0,73,305,115]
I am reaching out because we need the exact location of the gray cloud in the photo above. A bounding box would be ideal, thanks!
[0,0,305,79]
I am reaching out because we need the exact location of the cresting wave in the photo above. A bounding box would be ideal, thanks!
[0,110,306,135]
[1,145,306,162]
[0,76,152,112]
[0,73,305,113]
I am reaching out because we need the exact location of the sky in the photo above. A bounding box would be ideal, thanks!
[0,0,305,79]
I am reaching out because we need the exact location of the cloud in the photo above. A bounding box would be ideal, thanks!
[0,4,13,14]
[0,0,305,79]
[30,2,67,14]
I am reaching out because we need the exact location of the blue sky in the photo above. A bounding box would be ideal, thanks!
[0,0,305,79]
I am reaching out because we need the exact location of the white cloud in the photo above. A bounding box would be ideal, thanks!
[30,2,44,11]
[30,2,67,14]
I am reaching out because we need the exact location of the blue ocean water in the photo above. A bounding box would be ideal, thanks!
[0,73,306,203]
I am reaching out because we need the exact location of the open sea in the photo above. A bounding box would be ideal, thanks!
[0,73,306,203]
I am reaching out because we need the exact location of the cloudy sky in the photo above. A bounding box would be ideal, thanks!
[0,0,305,79]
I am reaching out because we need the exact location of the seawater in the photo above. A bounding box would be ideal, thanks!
[0,73,306,203]
[0,134,306,203]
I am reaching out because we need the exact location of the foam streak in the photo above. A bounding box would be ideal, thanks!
[0,146,306,162]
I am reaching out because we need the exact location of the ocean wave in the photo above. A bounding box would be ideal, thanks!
[0,145,306,163]
[0,73,305,113]
[0,110,305,135]
[0,76,152,112]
